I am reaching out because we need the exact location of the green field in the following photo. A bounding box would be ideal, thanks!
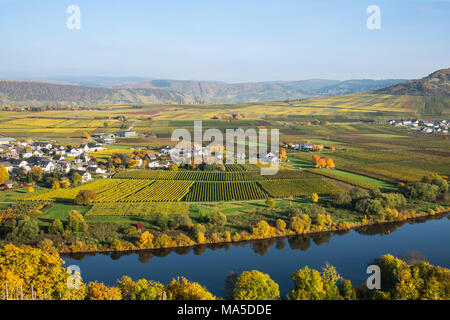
[359,133,408,138]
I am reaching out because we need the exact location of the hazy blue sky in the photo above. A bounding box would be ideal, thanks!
[0,0,448,82]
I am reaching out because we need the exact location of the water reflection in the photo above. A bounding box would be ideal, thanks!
[64,213,449,263]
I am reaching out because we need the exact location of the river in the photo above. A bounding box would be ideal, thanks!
[63,214,450,297]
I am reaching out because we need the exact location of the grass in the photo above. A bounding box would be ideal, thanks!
[0,186,47,202]
[320,169,396,190]
[359,133,408,138]
[305,139,347,145]
[38,203,91,227]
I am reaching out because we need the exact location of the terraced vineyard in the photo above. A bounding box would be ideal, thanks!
[184,181,268,202]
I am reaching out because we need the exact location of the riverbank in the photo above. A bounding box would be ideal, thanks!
[52,205,449,255]
[61,212,450,297]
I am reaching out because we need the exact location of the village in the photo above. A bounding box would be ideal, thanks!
[386,119,449,134]
[0,130,284,190]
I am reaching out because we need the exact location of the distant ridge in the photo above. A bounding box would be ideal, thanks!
[0,80,199,105]
[376,68,450,96]
[0,77,407,106]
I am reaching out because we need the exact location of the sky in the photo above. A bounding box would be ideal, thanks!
[0,0,449,82]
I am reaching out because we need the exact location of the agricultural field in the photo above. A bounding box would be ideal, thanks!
[24,179,125,202]
[123,180,194,202]
[258,179,338,198]
[86,202,189,216]
[113,168,316,181]
[184,181,268,202]
[94,179,154,202]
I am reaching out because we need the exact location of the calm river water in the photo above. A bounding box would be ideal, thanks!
[63,214,450,296]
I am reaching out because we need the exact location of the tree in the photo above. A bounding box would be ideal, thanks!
[27,186,34,193]
[0,244,85,300]
[52,180,60,189]
[0,166,9,185]
[233,270,280,300]
[331,190,352,207]
[72,172,82,185]
[312,154,321,165]
[60,180,71,188]
[155,212,169,231]
[82,132,90,139]
[290,214,311,234]
[311,193,319,203]
[49,219,64,235]
[196,232,206,244]
[339,280,356,300]
[276,219,286,232]
[138,231,154,249]
[265,197,275,207]
[317,158,327,168]
[326,158,335,168]
[209,212,227,230]
[85,281,121,300]
[288,264,342,300]
[252,220,275,238]
[130,279,165,300]
[74,190,97,205]
[67,210,88,233]
[6,216,40,241]
[30,166,43,182]
[170,214,193,230]
[280,148,287,162]
[165,277,215,300]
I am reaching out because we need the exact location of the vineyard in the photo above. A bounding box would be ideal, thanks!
[183,181,268,202]
[94,179,154,202]
[123,181,194,202]
[24,179,124,202]
[24,168,340,205]
[113,169,316,181]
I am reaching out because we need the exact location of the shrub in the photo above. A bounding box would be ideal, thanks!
[276,219,286,232]
[252,220,275,238]
[86,281,122,300]
[331,190,352,207]
[165,277,215,300]
[68,210,88,233]
[403,183,440,201]
[6,216,39,241]
[233,270,280,300]
[74,190,97,205]
[209,212,227,230]
[49,219,64,235]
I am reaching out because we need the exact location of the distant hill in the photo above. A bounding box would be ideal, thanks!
[120,78,405,103]
[0,77,406,106]
[0,80,199,106]
[376,68,450,96]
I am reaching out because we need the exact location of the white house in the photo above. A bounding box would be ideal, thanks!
[148,161,160,168]
[81,172,92,183]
